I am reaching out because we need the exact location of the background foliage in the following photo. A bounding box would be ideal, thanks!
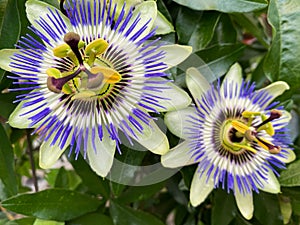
[1,0,300,224]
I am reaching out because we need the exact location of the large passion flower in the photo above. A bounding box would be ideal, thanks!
[0,0,191,177]
[161,64,295,219]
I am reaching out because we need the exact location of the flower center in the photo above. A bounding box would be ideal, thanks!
[46,32,121,99]
[220,109,282,154]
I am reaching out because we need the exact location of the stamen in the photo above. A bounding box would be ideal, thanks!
[256,136,281,154]
[254,109,282,129]
[64,32,84,65]
[47,68,81,93]
[231,120,250,134]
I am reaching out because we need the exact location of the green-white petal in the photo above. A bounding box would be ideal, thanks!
[186,67,211,101]
[8,93,45,129]
[159,45,192,70]
[87,129,116,177]
[256,81,290,108]
[0,49,20,72]
[190,166,214,207]
[39,135,68,169]
[144,78,191,112]
[164,107,197,139]
[154,11,174,35]
[161,141,195,168]
[133,119,169,155]
[259,169,281,194]
[128,1,157,42]
[234,188,254,220]
[220,63,243,94]
[281,149,296,164]
[26,0,72,45]
[272,110,291,130]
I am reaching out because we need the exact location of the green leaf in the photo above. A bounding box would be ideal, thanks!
[116,181,165,204]
[264,0,300,93]
[230,13,269,48]
[110,201,165,225]
[177,44,246,85]
[69,155,110,198]
[67,213,113,225]
[0,93,18,119]
[211,189,236,225]
[188,11,221,51]
[253,192,282,225]
[54,167,82,190]
[0,123,18,200]
[4,217,35,225]
[33,219,64,225]
[173,0,267,13]
[279,160,300,186]
[1,189,101,221]
[0,0,20,81]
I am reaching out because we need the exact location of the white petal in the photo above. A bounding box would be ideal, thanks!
[220,63,243,94]
[159,45,192,70]
[256,81,290,107]
[259,169,280,194]
[145,78,191,112]
[26,0,72,45]
[39,135,68,169]
[0,49,20,72]
[133,119,169,155]
[87,128,116,177]
[161,141,195,168]
[154,11,174,35]
[186,67,210,100]
[190,166,214,207]
[128,1,157,42]
[234,189,254,220]
[164,107,197,139]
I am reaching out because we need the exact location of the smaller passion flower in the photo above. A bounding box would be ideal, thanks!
[161,63,295,219]
[0,0,192,177]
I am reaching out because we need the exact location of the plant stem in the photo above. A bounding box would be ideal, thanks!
[26,130,39,192]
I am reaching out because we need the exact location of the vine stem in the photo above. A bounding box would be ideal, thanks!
[26,130,39,192]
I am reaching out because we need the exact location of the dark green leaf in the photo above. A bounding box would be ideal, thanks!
[213,14,237,44]
[211,189,236,225]
[0,0,20,81]
[67,213,113,225]
[279,160,300,186]
[175,6,202,45]
[54,167,81,190]
[110,201,165,225]
[0,93,18,119]
[1,189,101,221]
[264,0,300,92]
[173,0,268,13]
[0,124,18,200]
[69,154,110,198]
[230,13,269,48]
[116,181,165,204]
[4,217,35,225]
[177,44,246,85]
[188,11,221,51]
[253,192,282,225]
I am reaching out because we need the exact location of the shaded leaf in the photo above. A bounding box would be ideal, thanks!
[0,124,18,200]
[264,0,300,93]
[4,217,35,225]
[279,160,300,186]
[1,189,101,221]
[54,167,82,190]
[110,201,164,225]
[173,0,268,13]
[67,213,113,225]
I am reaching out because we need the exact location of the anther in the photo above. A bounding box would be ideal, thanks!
[255,109,282,129]
[64,32,84,65]
[47,69,81,93]
[256,136,281,154]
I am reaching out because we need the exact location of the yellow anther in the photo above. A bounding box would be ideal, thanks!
[90,66,121,84]
[231,120,250,134]
[53,43,70,58]
[46,68,62,78]
[242,111,261,118]
[85,38,109,56]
